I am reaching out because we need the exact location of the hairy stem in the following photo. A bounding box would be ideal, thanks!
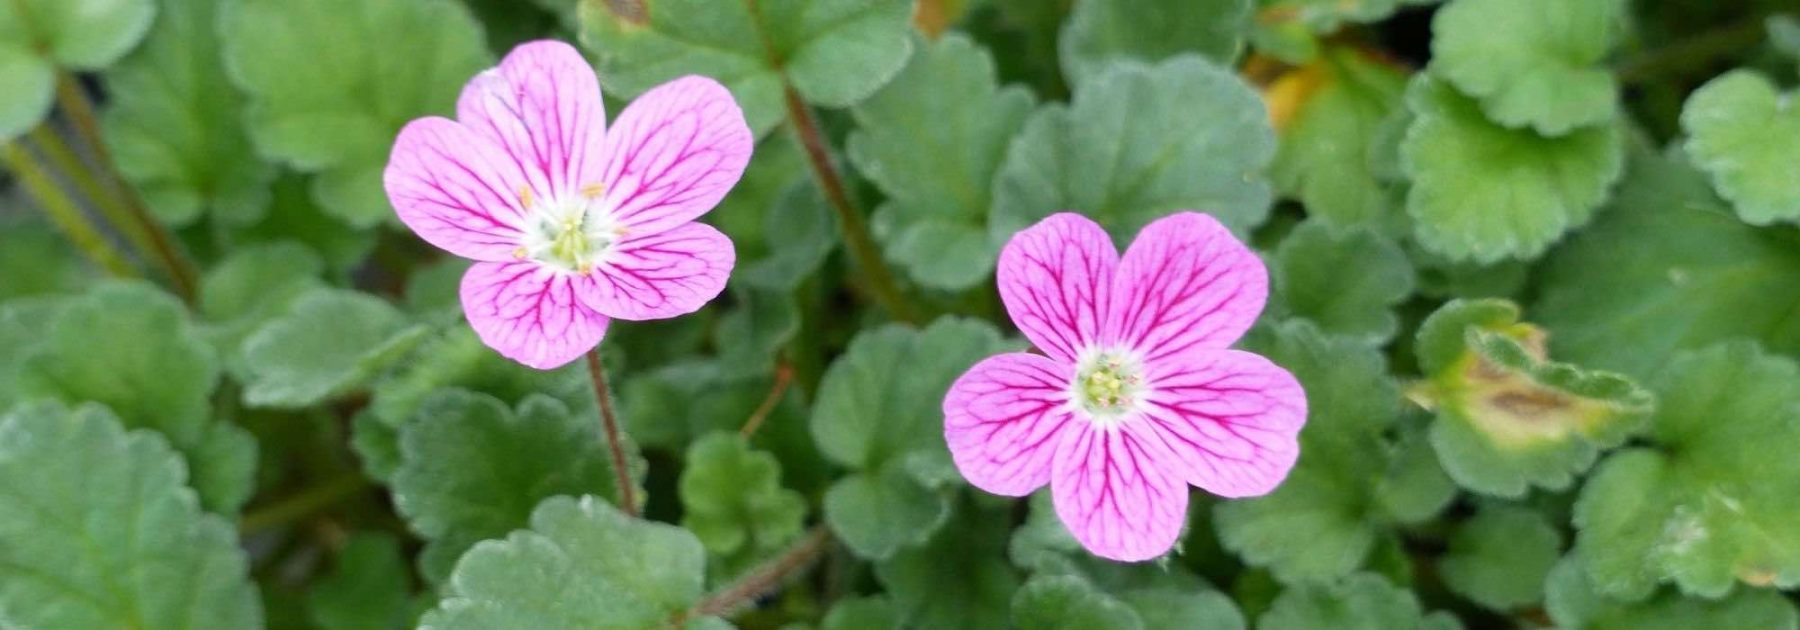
[239,474,371,534]
[781,85,921,324]
[53,71,199,303]
[739,359,793,438]
[689,526,833,618]
[585,349,639,518]
[2,141,135,276]
[27,126,162,270]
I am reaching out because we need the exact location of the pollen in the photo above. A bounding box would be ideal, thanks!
[581,182,606,199]
[1072,349,1147,424]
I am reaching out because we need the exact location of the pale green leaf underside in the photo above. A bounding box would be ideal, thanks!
[1681,70,1800,225]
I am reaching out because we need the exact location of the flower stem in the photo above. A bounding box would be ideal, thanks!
[1,141,135,276]
[27,126,162,269]
[238,474,371,534]
[739,359,793,438]
[584,349,639,518]
[689,526,833,618]
[780,84,921,325]
[52,71,199,304]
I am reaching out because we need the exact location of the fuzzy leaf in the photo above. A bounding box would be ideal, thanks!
[1270,221,1415,343]
[992,56,1275,243]
[1680,70,1800,225]
[221,0,490,226]
[679,432,807,572]
[307,533,414,630]
[1400,74,1624,262]
[392,390,633,584]
[0,0,154,139]
[1058,0,1250,88]
[1439,506,1561,611]
[419,495,720,629]
[1411,299,1654,497]
[1259,573,1460,630]
[220,173,377,273]
[239,288,428,408]
[1012,575,1141,630]
[850,34,1034,290]
[1546,559,1800,630]
[1269,49,1409,231]
[102,0,272,226]
[1573,342,1800,599]
[578,0,915,135]
[198,242,326,361]
[1430,0,1622,135]
[0,402,260,628]
[876,505,1020,630]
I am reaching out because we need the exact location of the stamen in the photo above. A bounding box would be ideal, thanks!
[518,185,535,209]
[512,246,527,260]
[581,182,606,199]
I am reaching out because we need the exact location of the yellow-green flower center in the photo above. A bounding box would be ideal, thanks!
[515,185,622,274]
[1073,349,1146,423]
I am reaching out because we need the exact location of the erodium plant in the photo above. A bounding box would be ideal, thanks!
[1,0,1799,628]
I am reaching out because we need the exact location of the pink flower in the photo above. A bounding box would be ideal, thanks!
[944,212,1307,562]
[385,40,752,369]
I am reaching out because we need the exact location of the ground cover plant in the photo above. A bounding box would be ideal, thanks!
[1,0,1799,628]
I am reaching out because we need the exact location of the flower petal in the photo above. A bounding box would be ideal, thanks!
[598,76,753,236]
[1051,423,1188,562]
[460,261,609,369]
[944,353,1077,497]
[586,222,734,321]
[457,40,607,199]
[996,213,1118,362]
[1138,349,1306,498]
[1106,212,1268,362]
[386,118,531,261]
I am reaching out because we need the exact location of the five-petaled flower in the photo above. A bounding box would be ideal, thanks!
[386,40,752,369]
[944,212,1307,562]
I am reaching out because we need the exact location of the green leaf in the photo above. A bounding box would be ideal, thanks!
[1532,146,1800,380]
[621,359,796,448]
[823,458,953,560]
[0,0,154,139]
[993,56,1275,243]
[0,402,260,628]
[0,216,91,300]
[221,173,377,273]
[1438,506,1561,611]
[15,281,256,512]
[1012,575,1141,630]
[1058,0,1250,89]
[1270,221,1415,343]
[102,0,272,226]
[1256,0,1435,34]
[0,296,66,403]
[822,596,901,630]
[739,180,840,291]
[876,504,1020,630]
[679,432,807,573]
[308,533,414,630]
[1430,0,1622,135]
[1573,342,1800,599]
[1410,299,1654,497]
[1546,558,1800,630]
[221,0,491,226]
[199,242,327,373]
[1680,70,1800,225]
[393,390,634,584]
[1259,573,1460,630]
[239,288,429,408]
[714,285,800,379]
[1400,74,1624,262]
[420,495,719,629]
[578,0,915,136]
[1270,49,1409,231]
[849,34,1034,290]
[369,326,594,430]
[1216,322,1453,584]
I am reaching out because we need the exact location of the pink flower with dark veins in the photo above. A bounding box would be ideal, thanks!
[386,40,751,369]
[944,212,1307,562]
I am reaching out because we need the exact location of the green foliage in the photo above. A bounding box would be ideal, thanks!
[679,432,807,574]
[239,288,429,408]
[1259,573,1459,630]
[1058,0,1250,88]
[0,402,259,628]
[1269,48,1409,231]
[1270,221,1415,343]
[876,504,1020,629]
[1430,0,1623,135]
[1546,558,1800,629]
[0,0,153,139]
[308,533,415,630]
[1681,70,1800,225]
[1438,505,1562,611]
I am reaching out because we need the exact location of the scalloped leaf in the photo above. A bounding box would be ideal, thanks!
[1430,0,1623,135]
[1573,342,1800,600]
[992,56,1275,243]
[849,34,1034,290]
[1270,221,1415,343]
[1681,70,1800,225]
[220,0,491,227]
[307,533,414,630]
[577,0,915,136]
[238,288,429,409]
[1546,558,1799,629]
[1058,0,1250,88]
[0,402,260,628]
[876,504,1020,630]
[1269,48,1409,231]
[1410,299,1654,498]
[679,432,807,576]
[0,0,155,139]
[1259,573,1460,630]
[1439,506,1561,611]
[1400,74,1624,262]
[1011,575,1141,630]
[420,495,721,629]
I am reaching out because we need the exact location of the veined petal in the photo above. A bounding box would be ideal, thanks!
[1106,212,1267,362]
[386,118,531,261]
[598,76,753,236]
[997,213,1118,362]
[457,40,608,200]
[1138,349,1306,498]
[586,222,734,321]
[460,261,610,369]
[1051,423,1188,562]
[944,353,1077,497]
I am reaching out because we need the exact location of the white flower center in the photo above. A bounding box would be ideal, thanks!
[1070,347,1148,427]
[513,184,624,274]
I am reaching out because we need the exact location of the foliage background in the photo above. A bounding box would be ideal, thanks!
[2,0,1799,628]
